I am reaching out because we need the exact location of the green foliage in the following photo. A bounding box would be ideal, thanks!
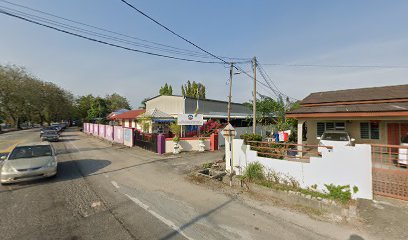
[0,64,75,127]
[240,133,262,144]
[202,162,213,169]
[243,162,265,182]
[353,186,359,194]
[142,122,150,132]
[159,83,173,96]
[105,93,131,111]
[181,80,206,99]
[172,136,180,142]
[139,97,150,109]
[323,184,354,204]
[169,122,181,136]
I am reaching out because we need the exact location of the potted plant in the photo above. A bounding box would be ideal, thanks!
[198,136,206,152]
[172,136,181,154]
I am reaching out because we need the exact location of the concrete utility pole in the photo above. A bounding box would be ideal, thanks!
[252,57,257,134]
[227,62,233,124]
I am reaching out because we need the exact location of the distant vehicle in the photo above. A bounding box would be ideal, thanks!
[41,131,60,142]
[398,135,408,166]
[0,142,57,184]
[40,127,61,136]
[317,130,355,152]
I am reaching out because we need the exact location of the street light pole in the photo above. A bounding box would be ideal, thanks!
[252,57,257,134]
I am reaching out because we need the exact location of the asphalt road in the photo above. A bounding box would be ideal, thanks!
[0,128,374,240]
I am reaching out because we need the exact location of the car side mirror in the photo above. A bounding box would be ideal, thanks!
[316,137,321,140]
[351,138,355,142]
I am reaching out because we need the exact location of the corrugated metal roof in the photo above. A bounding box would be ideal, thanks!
[289,102,408,114]
[139,108,173,119]
[301,84,408,104]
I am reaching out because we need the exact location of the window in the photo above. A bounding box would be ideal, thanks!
[316,122,346,136]
[360,122,379,139]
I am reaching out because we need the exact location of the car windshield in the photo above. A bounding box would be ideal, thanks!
[322,132,349,141]
[43,132,58,136]
[8,145,52,160]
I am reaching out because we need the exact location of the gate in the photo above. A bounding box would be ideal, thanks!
[134,131,158,153]
[371,144,408,201]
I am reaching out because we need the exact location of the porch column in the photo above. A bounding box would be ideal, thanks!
[297,120,305,157]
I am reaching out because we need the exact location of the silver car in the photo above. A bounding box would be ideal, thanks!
[0,142,57,184]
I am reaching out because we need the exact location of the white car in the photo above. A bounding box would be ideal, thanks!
[317,130,355,152]
[398,135,408,166]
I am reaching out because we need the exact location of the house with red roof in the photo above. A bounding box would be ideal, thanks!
[110,109,145,129]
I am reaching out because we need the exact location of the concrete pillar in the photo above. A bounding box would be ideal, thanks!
[297,120,305,157]
[210,133,219,151]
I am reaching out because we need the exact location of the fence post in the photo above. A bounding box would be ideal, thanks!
[157,134,165,154]
[210,133,218,151]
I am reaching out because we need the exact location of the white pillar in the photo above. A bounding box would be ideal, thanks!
[297,120,305,157]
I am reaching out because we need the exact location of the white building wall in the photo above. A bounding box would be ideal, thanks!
[229,139,373,200]
[165,139,210,153]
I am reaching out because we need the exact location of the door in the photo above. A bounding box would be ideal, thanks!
[387,123,400,145]
[401,123,408,140]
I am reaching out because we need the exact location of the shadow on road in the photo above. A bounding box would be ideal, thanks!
[160,198,234,240]
[0,159,111,193]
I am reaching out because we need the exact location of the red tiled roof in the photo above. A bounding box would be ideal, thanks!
[111,109,145,120]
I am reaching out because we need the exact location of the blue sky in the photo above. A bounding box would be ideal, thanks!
[1,0,407,108]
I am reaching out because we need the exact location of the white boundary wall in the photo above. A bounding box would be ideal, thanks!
[165,139,210,153]
[227,139,373,200]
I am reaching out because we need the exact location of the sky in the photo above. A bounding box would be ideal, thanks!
[1,0,408,108]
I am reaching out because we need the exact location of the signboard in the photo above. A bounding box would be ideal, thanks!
[105,125,114,141]
[177,114,204,126]
[98,124,106,138]
[123,128,134,147]
[114,126,123,144]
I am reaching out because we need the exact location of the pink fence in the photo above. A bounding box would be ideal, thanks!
[106,125,114,141]
[114,126,124,144]
[98,124,106,138]
[93,124,99,135]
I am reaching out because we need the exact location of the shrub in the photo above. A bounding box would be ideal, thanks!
[240,133,262,144]
[169,123,181,136]
[244,162,265,182]
[172,136,180,142]
[324,184,353,204]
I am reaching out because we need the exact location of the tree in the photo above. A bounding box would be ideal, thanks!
[181,80,206,99]
[139,97,150,109]
[105,93,131,112]
[159,83,173,96]
[87,97,109,122]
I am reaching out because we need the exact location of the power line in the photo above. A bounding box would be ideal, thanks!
[0,0,251,61]
[260,63,408,69]
[0,10,225,64]
[0,5,227,59]
[119,0,231,65]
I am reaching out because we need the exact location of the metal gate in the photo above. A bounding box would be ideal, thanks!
[371,144,408,201]
[134,131,158,153]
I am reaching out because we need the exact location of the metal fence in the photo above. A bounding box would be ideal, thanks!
[134,131,158,153]
[371,144,408,201]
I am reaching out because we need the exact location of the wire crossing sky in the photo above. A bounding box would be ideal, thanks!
[0,0,407,107]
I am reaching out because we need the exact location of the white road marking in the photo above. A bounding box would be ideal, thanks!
[124,194,194,240]
[111,181,120,189]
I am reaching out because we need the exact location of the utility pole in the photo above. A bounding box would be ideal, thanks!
[227,62,233,124]
[252,57,257,134]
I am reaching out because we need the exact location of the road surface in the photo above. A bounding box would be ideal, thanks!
[0,128,373,240]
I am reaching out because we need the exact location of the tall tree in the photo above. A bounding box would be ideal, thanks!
[159,83,173,96]
[105,93,131,112]
[181,80,206,99]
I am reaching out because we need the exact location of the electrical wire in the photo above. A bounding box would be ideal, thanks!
[0,9,226,64]
[260,63,408,69]
[0,0,251,61]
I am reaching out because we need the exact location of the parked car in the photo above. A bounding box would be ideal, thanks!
[0,142,57,184]
[317,130,355,152]
[41,131,60,142]
[398,135,408,166]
